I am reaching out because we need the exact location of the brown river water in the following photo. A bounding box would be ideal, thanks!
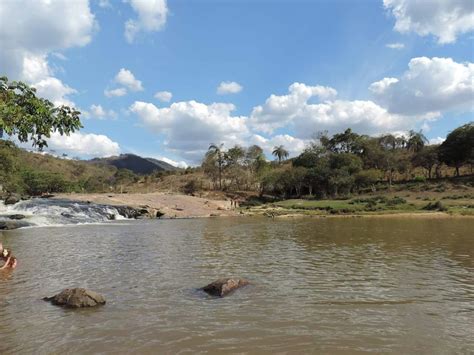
[0,217,473,354]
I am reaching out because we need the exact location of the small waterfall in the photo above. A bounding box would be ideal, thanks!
[0,199,128,228]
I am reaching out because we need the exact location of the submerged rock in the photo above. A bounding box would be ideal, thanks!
[8,214,25,220]
[115,206,134,218]
[0,220,30,230]
[43,288,106,308]
[115,206,149,219]
[202,278,249,297]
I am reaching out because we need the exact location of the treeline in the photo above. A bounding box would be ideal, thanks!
[201,123,474,198]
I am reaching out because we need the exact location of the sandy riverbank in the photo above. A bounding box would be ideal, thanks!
[52,193,474,219]
[54,192,238,218]
[268,211,474,219]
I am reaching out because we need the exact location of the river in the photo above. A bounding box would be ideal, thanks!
[1,217,473,353]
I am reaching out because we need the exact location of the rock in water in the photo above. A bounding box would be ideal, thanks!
[0,220,30,230]
[43,288,106,308]
[9,214,25,220]
[202,278,249,297]
[4,194,21,205]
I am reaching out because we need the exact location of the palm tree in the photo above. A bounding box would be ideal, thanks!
[272,145,289,163]
[407,130,428,153]
[207,143,225,189]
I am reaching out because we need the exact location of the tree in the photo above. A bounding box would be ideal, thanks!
[406,130,428,153]
[0,147,17,191]
[355,169,382,190]
[207,143,225,189]
[0,77,82,149]
[272,145,289,163]
[225,145,246,190]
[438,123,474,176]
[245,145,264,170]
[412,145,439,179]
[324,128,362,153]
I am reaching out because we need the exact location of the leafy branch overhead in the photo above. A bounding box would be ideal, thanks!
[0,76,82,149]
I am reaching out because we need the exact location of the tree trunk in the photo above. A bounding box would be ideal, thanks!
[218,162,222,189]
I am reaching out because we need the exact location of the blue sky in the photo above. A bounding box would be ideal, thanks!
[1,0,473,166]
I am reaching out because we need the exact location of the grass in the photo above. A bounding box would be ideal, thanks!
[246,186,474,217]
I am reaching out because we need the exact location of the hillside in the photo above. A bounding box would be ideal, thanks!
[90,154,179,174]
[0,140,117,194]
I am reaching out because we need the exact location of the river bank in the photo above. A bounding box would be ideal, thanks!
[53,192,238,218]
[54,190,474,219]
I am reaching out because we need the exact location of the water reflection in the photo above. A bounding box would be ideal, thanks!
[0,217,473,353]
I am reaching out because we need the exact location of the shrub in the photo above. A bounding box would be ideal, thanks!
[414,176,426,182]
[423,201,448,212]
[386,196,407,206]
[21,170,71,195]
[183,179,199,195]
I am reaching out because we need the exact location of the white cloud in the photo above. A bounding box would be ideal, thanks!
[0,0,95,106]
[386,42,405,49]
[154,90,173,102]
[104,87,127,97]
[217,81,243,95]
[98,0,112,8]
[21,54,51,82]
[429,136,446,145]
[156,156,188,168]
[91,104,107,117]
[125,0,168,43]
[51,52,67,61]
[88,104,117,120]
[249,82,338,134]
[33,77,77,107]
[250,134,307,159]
[114,68,143,91]
[130,100,248,162]
[384,0,474,44]
[370,57,474,115]
[46,131,120,158]
[292,99,411,139]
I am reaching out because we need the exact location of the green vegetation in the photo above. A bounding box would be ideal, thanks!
[0,140,116,194]
[0,77,81,149]
[199,123,473,216]
[200,124,473,199]
[244,190,474,217]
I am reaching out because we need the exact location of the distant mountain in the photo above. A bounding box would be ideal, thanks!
[90,154,179,174]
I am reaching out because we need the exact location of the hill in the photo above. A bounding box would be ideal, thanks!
[90,154,179,174]
[0,140,117,194]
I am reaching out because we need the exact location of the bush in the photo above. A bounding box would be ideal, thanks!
[240,197,265,207]
[351,196,388,204]
[414,176,426,182]
[386,196,407,206]
[423,201,448,212]
[21,170,71,195]
[182,179,199,195]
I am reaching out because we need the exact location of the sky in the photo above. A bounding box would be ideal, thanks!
[0,0,473,167]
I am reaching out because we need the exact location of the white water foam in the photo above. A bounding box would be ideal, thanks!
[0,199,129,228]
